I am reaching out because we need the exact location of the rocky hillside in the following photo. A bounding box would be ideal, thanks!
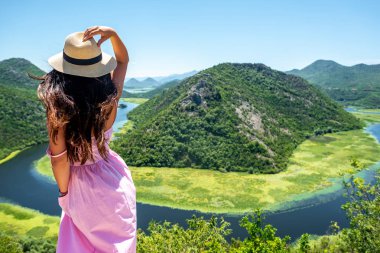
[111,63,362,173]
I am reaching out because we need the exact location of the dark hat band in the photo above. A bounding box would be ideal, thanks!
[63,50,102,65]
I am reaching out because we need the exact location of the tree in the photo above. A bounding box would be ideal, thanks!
[339,160,380,252]
[230,210,290,253]
[298,234,310,253]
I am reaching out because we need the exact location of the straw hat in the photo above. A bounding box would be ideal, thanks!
[48,31,117,77]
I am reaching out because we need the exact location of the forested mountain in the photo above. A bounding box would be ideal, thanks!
[112,63,362,173]
[0,58,47,160]
[287,60,380,108]
[0,58,44,87]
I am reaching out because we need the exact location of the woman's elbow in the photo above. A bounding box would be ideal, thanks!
[50,156,69,169]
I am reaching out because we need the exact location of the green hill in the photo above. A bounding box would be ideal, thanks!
[287,60,380,108]
[111,63,362,173]
[0,58,47,160]
[0,58,44,87]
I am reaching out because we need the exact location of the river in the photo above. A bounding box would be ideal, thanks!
[0,102,379,241]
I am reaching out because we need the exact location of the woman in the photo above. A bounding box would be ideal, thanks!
[34,26,136,252]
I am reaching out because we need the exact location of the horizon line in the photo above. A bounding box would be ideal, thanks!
[1,56,380,78]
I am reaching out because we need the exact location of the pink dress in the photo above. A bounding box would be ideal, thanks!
[46,127,137,253]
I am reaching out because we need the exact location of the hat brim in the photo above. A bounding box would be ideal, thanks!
[48,51,117,78]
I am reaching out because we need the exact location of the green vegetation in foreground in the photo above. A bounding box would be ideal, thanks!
[120,97,149,104]
[35,126,380,213]
[50,162,380,253]
[0,58,47,160]
[0,203,58,252]
[0,203,59,238]
[112,63,362,173]
[7,165,378,252]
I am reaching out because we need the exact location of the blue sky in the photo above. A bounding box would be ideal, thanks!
[0,0,379,77]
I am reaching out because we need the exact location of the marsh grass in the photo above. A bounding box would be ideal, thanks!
[351,109,380,123]
[120,97,149,104]
[33,155,53,181]
[0,203,59,239]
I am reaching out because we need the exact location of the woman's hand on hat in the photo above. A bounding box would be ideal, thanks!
[82,26,116,47]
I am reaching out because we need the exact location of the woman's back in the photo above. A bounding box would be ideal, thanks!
[70,126,113,166]
[51,123,137,252]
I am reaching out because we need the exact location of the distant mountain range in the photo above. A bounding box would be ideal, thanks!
[125,70,198,88]
[0,58,47,160]
[123,79,182,99]
[153,70,198,83]
[112,63,362,173]
[125,77,161,88]
[287,60,380,108]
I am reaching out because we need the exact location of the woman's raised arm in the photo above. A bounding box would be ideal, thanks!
[83,26,129,100]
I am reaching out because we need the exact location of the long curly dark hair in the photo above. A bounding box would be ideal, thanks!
[31,69,118,165]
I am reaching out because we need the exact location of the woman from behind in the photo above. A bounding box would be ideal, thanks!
[34,26,136,252]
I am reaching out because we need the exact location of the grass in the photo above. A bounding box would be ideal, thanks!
[33,155,54,181]
[350,109,380,124]
[120,97,149,104]
[0,150,22,165]
[356,108,380,113]
[0,203,59,239]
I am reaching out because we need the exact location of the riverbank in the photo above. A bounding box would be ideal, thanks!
[34,109,380,214]
[0,150,23,165]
